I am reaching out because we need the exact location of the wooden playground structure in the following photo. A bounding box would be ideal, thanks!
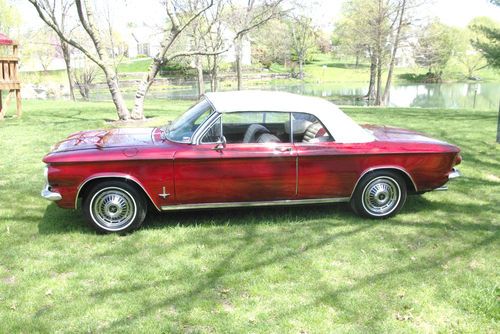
[0,33,21,120]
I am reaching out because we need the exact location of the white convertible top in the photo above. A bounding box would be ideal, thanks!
[204,91,374,143]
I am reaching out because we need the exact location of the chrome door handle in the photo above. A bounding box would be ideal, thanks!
[275,147,292,152]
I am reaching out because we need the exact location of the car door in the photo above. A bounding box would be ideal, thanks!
[292,112,359,199]
[172,116,226,204]
[201,111,297,203]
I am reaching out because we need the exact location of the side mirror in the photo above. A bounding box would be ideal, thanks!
[212,136,226,151]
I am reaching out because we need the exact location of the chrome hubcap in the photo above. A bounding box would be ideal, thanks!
[90,187,136,230]
[362,176,401,216]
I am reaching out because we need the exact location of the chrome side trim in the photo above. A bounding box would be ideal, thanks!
[350,166,418,198]
[434,186,448,191]
[449,168,461,180]
[74,175,161,211]
[161,197,350,211]
[41,184,62,201]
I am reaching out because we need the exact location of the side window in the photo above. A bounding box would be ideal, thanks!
[201,117,222,144]
[222,112,291,144]
[291,113,333,143]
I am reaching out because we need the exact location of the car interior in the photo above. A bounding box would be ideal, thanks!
[202,112,333,144]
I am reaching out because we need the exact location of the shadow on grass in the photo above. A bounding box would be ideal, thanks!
[38,202,354,235]
[95,211,498,332]
[35,196,499,331]
[38,203,89,235]
[39,195,498,236]
[270,230,499,326]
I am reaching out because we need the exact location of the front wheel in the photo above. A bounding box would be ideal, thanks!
[350,171,407,219]
[83,181,147,233]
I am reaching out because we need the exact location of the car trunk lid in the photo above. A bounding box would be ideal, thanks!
[362,125,451,145]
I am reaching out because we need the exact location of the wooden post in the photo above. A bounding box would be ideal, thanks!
[0,90,3,120]
[5,89,12,109]
[0,41,21,119]
[15,89,21,117]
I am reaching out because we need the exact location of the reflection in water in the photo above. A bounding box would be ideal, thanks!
[91,82,500,110]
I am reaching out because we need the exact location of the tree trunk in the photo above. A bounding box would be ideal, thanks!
[132,59,162,120]
[355,54,359,68]
[382,0,406,105]
[235,35,243,90]
[207,56,214,91]
[366,53,377,100]
[104,68,130,120]
[195,55,205,98]
[77,84,89,100]
[80,0,130,119]
[375,56,382,106]
[60,41,75,101]
[211,55,219,92]
[374,0,383,106]
[299,55,304,80]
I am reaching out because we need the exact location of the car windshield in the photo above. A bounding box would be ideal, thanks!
[163,99,214,143]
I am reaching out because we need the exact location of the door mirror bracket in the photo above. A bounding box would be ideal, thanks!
[212,136,226,151]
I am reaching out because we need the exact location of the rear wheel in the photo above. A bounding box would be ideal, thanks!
[83,181,147,233]
[350,171,407,219]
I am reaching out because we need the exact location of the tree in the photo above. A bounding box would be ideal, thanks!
[382,0,406,104]
[334,0,395,104]
[229,0,284,90]
[470,16,500,69]
[0,0,21,37]
[28,0,130,119]
[188,0,229,96]
[202,0,228,92]
[414,21,455,78]
[20,27,58,73]
[334,0,427,105]
[472,1,500,143]
[131,0,221,119]
[73,63,97,100]
[332,16,367,67]
[30,0,77,101]
[252,19,291,68]
[454,24,488,78]
[288,15,317,80]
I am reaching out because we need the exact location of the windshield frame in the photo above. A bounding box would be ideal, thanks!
[163,99,214,144]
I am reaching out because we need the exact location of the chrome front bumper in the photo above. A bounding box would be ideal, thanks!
[448,167,461,180]
[41,184,62,201]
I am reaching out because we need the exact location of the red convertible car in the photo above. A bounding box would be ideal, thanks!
[42,91,461,233]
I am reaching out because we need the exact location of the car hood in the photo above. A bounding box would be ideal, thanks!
[362,125,454,146]
[51,128,157,153]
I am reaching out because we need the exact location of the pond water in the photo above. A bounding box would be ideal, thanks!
[95,81,500,110]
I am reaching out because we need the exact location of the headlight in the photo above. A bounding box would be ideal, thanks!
[44,165,49,184]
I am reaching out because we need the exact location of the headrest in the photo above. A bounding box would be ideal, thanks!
[284,119,312,134]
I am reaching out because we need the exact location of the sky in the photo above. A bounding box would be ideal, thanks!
[10,0,500,33]
[311,0,500,30]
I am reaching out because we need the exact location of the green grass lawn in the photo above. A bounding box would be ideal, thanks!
[0,99,499,333]
[117,58,153,73]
